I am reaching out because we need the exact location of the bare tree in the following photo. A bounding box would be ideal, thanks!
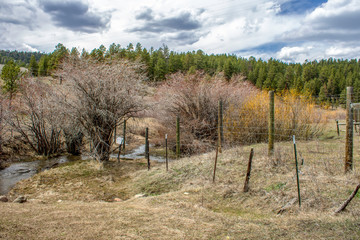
[58,58,146,162]
[6,79,62,156]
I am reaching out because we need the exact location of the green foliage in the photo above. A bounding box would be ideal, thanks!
[1,60,21,99]
[38,55,48,76]
[28,55,38,76]
[0,50,45,66]
[3,42,360,103]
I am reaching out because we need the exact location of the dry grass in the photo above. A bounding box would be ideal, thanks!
[1,123,360,239]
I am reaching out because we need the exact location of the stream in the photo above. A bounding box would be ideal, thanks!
[0,140,167,195]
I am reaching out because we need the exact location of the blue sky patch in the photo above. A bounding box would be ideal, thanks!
[278,0,327,15]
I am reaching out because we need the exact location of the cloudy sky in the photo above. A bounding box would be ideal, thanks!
[1,0,360,62]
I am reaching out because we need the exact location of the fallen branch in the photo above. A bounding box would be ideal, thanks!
[277,198,297,215]
[334,183,360,214]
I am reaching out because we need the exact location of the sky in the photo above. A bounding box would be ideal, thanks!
[1,0,360,62]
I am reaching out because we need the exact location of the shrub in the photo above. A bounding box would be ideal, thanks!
[6,78,62,156]
[154,71,257,154]
[57,57,146,161]
[224,89,323,144]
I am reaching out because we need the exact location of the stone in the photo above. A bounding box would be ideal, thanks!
[114,198,122,202]
[0,195,8,202]
[13,196,27,203]
[134,193,147,198]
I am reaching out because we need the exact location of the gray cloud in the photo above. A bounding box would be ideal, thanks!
[0,3,36,28]
[128,8,206,45]
[128,9,202,33]
[38,0,111,33]
[281,1,360,43]
[311,10,360,31]
[162,31,209,45]
[135,8,154,21]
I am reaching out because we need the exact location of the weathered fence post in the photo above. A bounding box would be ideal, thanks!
[176,116,180,159]
[268,91,275,156]
[336,119,340,136]
[218,100,223,153]
[114,121,117,143]
[145,127,150,170]
[293,135,301,207]
[243,148,254,192]
[213,146,219,183]
[123,120,126,152]
[345,86,353,173]
[117,143,122,163]
[165,134,168,172]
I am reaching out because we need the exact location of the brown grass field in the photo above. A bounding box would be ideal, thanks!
[1,118,360,239]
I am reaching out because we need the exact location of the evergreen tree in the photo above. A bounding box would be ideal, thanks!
[223,59,233,80]
[70,47,80,58]
[154,57,167,81]
[1,60,21,100]
[28,55,38,76]
[256,66,267,89]
[38,55,48,76]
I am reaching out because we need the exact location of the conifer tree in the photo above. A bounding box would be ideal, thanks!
[28,55,38,76]
[1,60,21,100]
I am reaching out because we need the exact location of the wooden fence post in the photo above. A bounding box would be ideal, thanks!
[145,127,150,170]
[243,148,254,192]
[213,146,219,183]
[268,91,275,156]
[114,120,117,143]
[165,134,168,172]
[345,86,353,173]
[176,116,180,159]
[293,135,301,207]
[123,120,126,152]
[218,100,223,153]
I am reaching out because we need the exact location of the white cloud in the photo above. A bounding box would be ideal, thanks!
[277,46,313,61]
[22,43,39,52]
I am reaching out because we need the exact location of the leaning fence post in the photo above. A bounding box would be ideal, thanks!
[336,119,340,136]
[345,86,353,173]
[243,148,254,192]
[218,100,223,153]
[176,116,180,159]
[268,91,275,156]
[213,146,219,183]
[145,127,150,170]
[293,135,301,207]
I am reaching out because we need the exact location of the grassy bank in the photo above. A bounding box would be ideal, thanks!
[1,132,360,239]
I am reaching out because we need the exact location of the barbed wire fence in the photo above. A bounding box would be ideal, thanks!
[148,88,360,177]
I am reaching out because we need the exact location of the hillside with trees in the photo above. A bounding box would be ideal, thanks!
[3,43,360,104]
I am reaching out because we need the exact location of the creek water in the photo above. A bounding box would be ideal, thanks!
[0,155,82,195]
[0,139,167,195]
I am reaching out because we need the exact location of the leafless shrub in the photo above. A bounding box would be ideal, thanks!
[57,57,146,161]
[63,124,84,156]
[6,78,62,156]
[153,71,257,154]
